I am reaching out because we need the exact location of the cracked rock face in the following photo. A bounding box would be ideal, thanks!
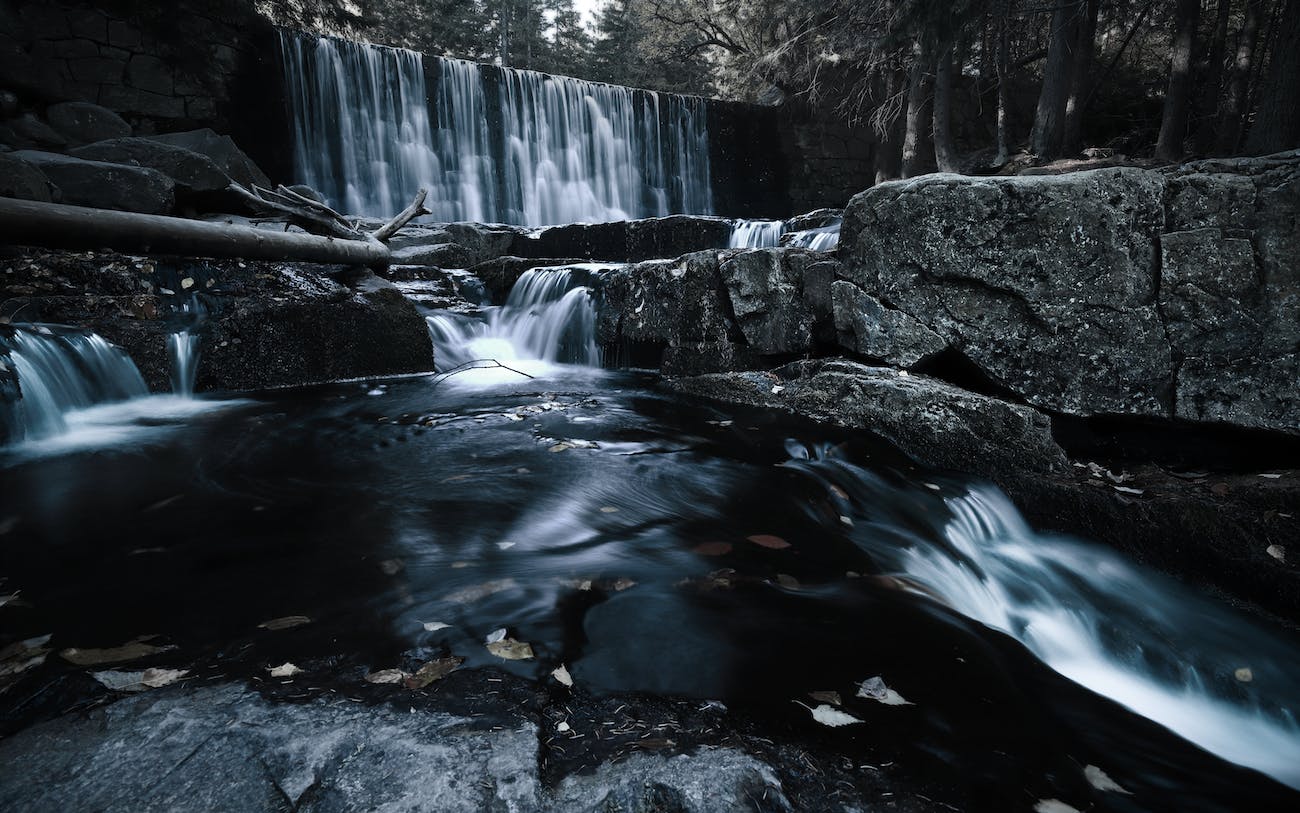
[841,168,1173,418]
[838,156,1300,433]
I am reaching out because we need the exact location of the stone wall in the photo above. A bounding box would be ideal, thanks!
[0,0,292,181]
[778,107,876,214]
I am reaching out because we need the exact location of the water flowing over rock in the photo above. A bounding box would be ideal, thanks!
[280,33,715,225]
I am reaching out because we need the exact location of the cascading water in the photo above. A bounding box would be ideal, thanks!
[167,331,199,397]
[0,325,149,442]
[279,33,714,225]
[729,219,785,248]
[279,32,439,218]
[786,446,1300,789]
[785,220,841,251]
[425,265,612,379]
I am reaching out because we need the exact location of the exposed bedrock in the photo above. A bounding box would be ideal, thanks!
[0,249,434,393]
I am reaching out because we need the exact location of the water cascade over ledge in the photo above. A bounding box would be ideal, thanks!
[280,33,715,226]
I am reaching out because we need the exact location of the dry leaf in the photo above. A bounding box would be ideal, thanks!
[92,667,188,692]
[258,615,312,631]
[268,663,303,678]
[599,506,620,513]
[1084,765,1131,794]
[556,721,571,732]
[1234,667,1253,682]
[1266,545,1286,563]
[61,637,176,666]
[446,579,517,604]
[775,574,800,589]
[485,628,508,643]
[796,701,862,727]
[747,534,791,549]
[486,638,535,660]
[405,656,463,689]
[365,668,409,684]
[1033,800,1082,813]
[693,541,732,556]
[809,690,842,705]
[856,676,913,706]
[421,621,452,632]
[551,664,574,687]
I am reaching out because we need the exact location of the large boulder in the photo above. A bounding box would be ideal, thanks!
[841,168,1173,418]
[144,128,271,189]
[717,249,816,355]
[1159,154,1300,433]
[44,101,131,146]
[11,150,173,214]
[388,222,521,269]
[0,113,66,150]
[831,280,946,367]
[0,153,57,202]
[70,137,231,205]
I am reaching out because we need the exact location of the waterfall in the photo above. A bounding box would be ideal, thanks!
[279,32,439,218]
[425,265,611,380]
[785,220,841,251]
[787,449,1300,789]
[279,33,715,226]
[729,220,785,248]
[0,325,149,442]
[167,331,199,397]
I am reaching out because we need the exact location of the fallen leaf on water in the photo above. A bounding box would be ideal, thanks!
[421,621,452,632]
[258,615,312,631]
[1084,765,1131,794]
[599,506,620,514]
[693,541,732,556]
[1234,667,1253,682]
[549,443,573,453]
[775,574,800,589]
[445,578,517,604]
[747,534,791,549]
[1266,545,1286,563]
[487,638,535,660]
[610,577,637,592]
[1033,800,1082,813]
[365,668,409,684]
[380,559,405,575]
[856,676,913,706]
[809,691,842,706]
[485,628,508,643]
[497,541,516,550]
[405,656,464,689]
[61,637,176,666]
[1258,473,1283,479]
[268,663,303,678]
[829,485,849,500]
[795,700,862,728]
[92,667,189,692]
[551,664,574,687]
[556,721,571,732]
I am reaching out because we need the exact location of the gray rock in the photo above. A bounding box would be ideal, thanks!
[513,215,732,263]
[0,153,56,202]
[12,149,173,214]
[841,168,1173,417]
[718,249,815,355]
[70,137,230,199]
[45,101,131,146]
[670,359,1069,478]
[388,222,520,269]
[285,183,324,203]
[0,112,66,149]
[831,280,946,367]
[783,207,843,232]
[0,90,18,118]
[145,128,271,189]
[0,682,793,813]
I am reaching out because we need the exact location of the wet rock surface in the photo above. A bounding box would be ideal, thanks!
[12,149,175,214]
[0,153,57,203]
[0,248,433,392]
[512,215,733,262]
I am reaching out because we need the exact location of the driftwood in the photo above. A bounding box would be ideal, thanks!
[0,187,431,267]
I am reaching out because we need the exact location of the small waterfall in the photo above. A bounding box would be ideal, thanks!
[729,220,785,248]
[167,331,199,397]
[280,32,439,218]
[785,220,841,251]
[787,449,1300,789]
[426,266,609,377]
[0,325,148,442]
[279,33,714,225]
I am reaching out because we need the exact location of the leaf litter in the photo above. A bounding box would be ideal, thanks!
[92,667,189,692]
[856,676,913,706]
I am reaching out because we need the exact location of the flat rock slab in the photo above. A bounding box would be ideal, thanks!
[11,149,174,214]
[0,683,793,813]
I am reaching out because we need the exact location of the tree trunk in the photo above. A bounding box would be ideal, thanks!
[933,43,960,172]
[1215,0,1263,154]
[901,43,930,178]
[1244,0,1300,154]
[1193,0,1232,153]
[995,0,1015,164]
[1063,0,1101,156]
[1030,4,1079,159]
[1155,0,1201,162]
[0,198,392,266]
[875,69,906,183]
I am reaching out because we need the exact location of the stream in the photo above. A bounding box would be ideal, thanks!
[2,269,1299,811]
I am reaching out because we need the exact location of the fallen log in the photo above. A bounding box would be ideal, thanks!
[0,197,390,265]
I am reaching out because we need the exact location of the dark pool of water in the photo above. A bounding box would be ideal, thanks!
[2,369,1298,811]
